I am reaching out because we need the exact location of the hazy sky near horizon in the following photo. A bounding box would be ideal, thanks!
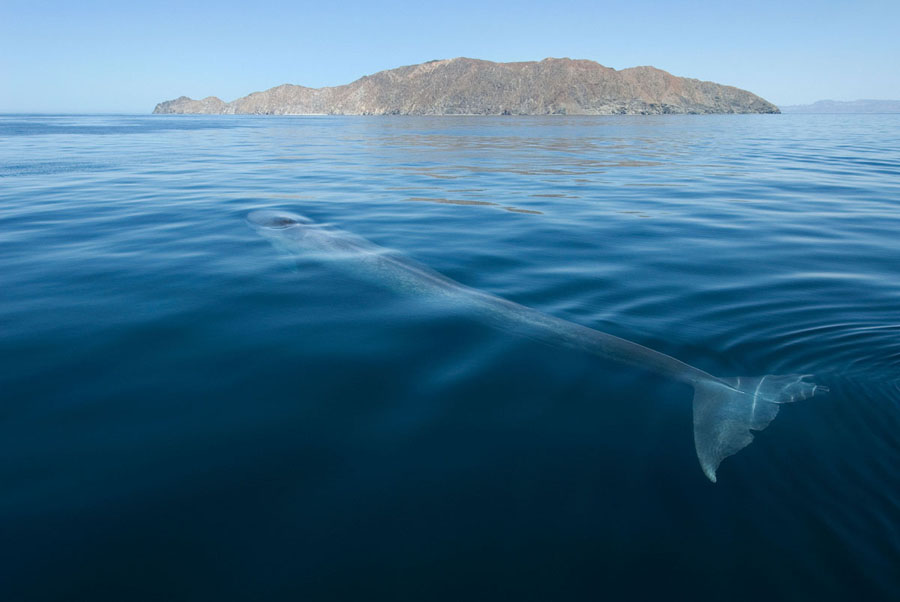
[2,0,898,113]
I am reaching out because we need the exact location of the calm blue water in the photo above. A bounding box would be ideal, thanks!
[1,114,898,600]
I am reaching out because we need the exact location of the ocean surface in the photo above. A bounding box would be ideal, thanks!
[1,114,898,601]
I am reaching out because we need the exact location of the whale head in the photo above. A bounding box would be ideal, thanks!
[246,210,313,230]
[247,208,375,259]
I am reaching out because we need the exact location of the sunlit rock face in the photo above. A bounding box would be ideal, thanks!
[152,57,780,115]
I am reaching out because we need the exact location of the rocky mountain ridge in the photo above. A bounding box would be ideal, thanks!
[154,57,779,115]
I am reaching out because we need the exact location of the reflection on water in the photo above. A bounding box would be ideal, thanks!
[260,193,316,200]
[0,114,898,601]
[405,196,544,215]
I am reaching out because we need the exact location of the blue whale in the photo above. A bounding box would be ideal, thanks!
[248,209,826,482]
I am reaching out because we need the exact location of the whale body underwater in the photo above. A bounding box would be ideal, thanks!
[247,209,827,482]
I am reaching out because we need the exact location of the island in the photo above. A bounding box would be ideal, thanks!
[779,99,900,114]
[153,57,779,116]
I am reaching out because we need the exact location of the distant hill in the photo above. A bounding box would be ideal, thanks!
[780,99,900,114]
[153,57,779,116]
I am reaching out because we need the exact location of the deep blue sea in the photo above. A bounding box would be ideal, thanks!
[1,114,898,600]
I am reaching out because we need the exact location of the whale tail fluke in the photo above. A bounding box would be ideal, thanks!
[692,374,826,482]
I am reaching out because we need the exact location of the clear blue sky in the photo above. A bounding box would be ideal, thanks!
[2,0,898,113]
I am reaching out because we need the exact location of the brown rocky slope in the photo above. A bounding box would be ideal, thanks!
[153,57,779,115]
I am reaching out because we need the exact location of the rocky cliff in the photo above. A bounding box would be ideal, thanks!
[153,57,779,115]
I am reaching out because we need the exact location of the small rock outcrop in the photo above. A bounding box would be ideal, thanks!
[153,58,779,115]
